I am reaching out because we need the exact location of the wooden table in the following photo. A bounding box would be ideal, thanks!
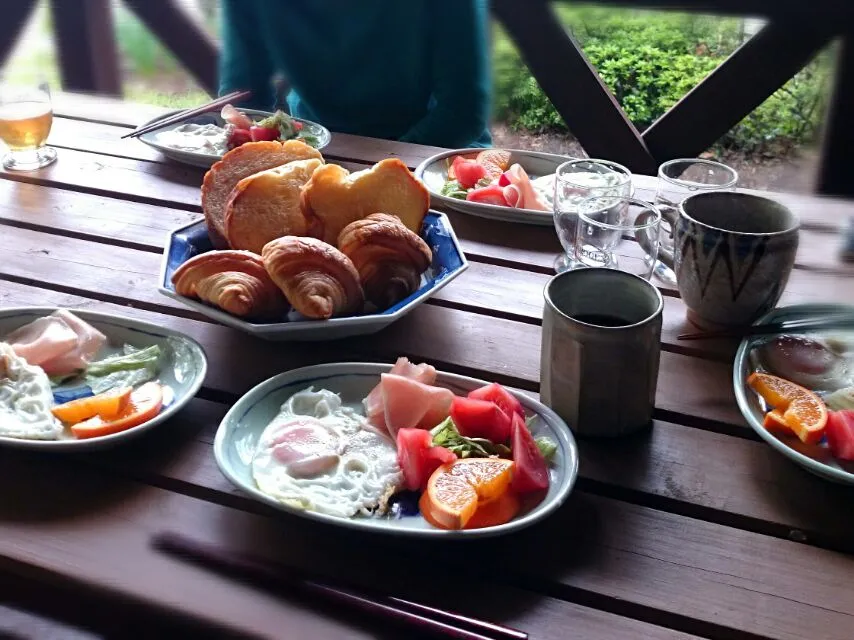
[1,92,853,639]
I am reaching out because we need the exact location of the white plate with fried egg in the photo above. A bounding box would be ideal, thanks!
[214,362,578,538]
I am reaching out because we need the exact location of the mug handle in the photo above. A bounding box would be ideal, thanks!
[636,207,679,269]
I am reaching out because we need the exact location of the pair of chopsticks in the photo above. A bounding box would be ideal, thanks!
[122,90,252,139]
[678,313,854,340]
[152,532,526,640]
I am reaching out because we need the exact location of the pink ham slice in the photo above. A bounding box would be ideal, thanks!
[40,310,107,376]
[364,357,437,431]
[502,164,549,211]
[5,310,107,376]
[381,373,453,438]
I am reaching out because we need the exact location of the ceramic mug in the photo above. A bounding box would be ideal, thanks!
[541,268,663,437]
[642,191,799,328]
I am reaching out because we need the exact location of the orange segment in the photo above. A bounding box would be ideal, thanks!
[763,409,791,433]
[52,386,132,424]
[747,372,828,444]
[464,492,521,530]
[422,458,516,530]
[476,150,511,180]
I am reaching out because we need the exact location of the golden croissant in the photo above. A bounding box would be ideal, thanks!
[262,236,364,320]
[171,250,288,319]
[338,213,432,309]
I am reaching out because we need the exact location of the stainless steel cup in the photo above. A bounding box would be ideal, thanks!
[541,268,663,437]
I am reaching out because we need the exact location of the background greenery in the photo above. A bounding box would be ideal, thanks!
[494,6,831,154]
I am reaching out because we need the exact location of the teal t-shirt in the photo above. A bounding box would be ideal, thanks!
[219,0,492,147]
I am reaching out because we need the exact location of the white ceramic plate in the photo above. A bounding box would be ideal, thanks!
[159,213,468,341]
[0,307,208,451]
[214,363,579,538]
[135,108,331,168]
[734,304,854,484]
[415,148,576,226]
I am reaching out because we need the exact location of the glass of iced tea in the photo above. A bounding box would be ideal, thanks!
[0,81,57,171]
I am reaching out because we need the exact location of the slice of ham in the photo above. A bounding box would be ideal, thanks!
[380,374,454,438]
[40,310,107,376]
[364,357,437,431]
[502,164,549,211]
[5,310,106,376]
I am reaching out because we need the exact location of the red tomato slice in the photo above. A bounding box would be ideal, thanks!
[497,171,511,187]
[826,410,854,461]
[421,446,457,490]
[250,126,281,142]
[450,396,511,442]
[465,185,508,207]
[70,382,163,440]
[468,383,524,419]
[227,128,253,149]
[447,155,467,180]
[455,160,488,189]
[510,413,549,494]
[397,428,457,490]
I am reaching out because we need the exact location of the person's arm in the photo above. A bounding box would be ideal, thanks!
[218,0,274,110]
[399,0,492,148]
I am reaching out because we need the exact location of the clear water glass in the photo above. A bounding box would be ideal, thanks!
[0,80,56,171]
[553,159,632,273]
[653,158,737,284]
[575,196,662,280]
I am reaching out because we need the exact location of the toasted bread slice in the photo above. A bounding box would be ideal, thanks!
[224,158,323,254]
[201,140,323,247]
[300,158,429,246]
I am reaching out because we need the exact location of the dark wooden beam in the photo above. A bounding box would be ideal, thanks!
[817,35,854,197]
[122,0,219,96]
[493,0,657,174]
[0,0,38,67]
[643,21,833,161]
[50,0,122,96]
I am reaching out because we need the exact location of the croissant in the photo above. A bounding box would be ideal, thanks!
[261,237,364,319]
[337,213,432,309]
[171,250,288,320]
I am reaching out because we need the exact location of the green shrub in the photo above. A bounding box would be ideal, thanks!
[493,6,830,153]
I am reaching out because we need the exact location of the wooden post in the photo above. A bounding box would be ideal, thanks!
[817,36,854,197]
[0,0,38,68]
[50,0,122,96]
[123,0,219,97]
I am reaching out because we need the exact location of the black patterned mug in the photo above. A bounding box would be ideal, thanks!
[652,192,799,328]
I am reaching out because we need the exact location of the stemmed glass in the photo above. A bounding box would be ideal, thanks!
[653,158,737,284]
[0,80,57,171]
[553,159,632,273]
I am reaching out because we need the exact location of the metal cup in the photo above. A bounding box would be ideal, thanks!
[541,268,663,437]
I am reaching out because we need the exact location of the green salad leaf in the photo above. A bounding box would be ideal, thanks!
[85,344,162,394]
[441,180,468,200]
[430,417,511,459]
[535,436,558,462]
[257,110,297,140]
[298,133,320,148]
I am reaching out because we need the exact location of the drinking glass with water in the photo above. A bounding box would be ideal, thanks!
[0,81,57,171]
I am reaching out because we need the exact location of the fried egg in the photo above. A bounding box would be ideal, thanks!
[251,388,402,518]
[0,342,63,440]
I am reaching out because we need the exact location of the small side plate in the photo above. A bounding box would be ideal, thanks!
[0,308,207,451]
[214,363,579,538]
[733,303,854,484]
[136,108,331,168]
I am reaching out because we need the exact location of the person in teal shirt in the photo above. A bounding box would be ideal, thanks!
[218,0,492,148]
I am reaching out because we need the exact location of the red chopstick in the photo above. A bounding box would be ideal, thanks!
[122,90,252,139]
[152,532,527,640]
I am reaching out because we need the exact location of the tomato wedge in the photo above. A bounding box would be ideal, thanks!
[468,383,524,420]
[70,382,163,439]
[52,386,132,424]
[465,185,508,206]
[250,125,280,142]
[455,160,488,189]
[510,413,549,494]
[450,396,512,442]
[396,428,457,491]
[826,410,854,460]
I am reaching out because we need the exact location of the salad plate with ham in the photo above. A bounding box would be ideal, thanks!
[214,359,578,537]
[415,148,573,225]
[0,307,207,450]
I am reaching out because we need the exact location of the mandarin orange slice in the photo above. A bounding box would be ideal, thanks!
[747,372,828,444]
[476,149,511,180]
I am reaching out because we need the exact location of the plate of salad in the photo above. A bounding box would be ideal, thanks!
[0,307,207,451]
[415,148,574,226]
[215,359,578,538]
[136,105,331,168]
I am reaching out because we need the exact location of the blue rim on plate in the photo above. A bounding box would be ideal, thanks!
[158,212,469,340]
[733,303,854,484]
[0,307,208,451]
[214,363,579,538]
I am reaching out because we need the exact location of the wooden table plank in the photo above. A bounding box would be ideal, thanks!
[0,450,701,640]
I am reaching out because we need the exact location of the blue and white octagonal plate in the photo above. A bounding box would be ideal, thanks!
[158,212,468,341]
